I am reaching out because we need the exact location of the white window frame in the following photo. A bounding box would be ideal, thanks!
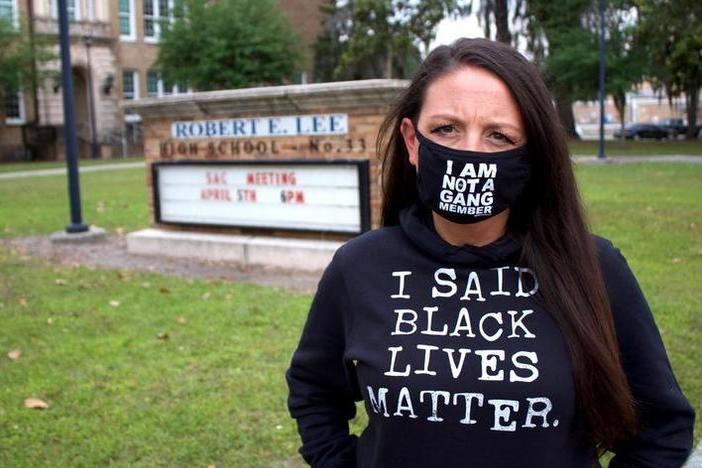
[122,69,139,100]
[143,0,174,43]
[50,0,81,21]
[146,69,191,97]
[69,0,80,21]
[1,1,23,124]
[0,0,19,27]
[5,87,26,125]
[146,70,160,97]
[86,0,94,21]
[119,0,136,41]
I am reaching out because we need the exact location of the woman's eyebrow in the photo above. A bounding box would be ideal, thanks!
[426,113,463,122]
[426,113,522,132]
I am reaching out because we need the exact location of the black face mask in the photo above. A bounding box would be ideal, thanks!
[414,129,530,224]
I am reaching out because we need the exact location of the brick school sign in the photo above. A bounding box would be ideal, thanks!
[121,80,408,268]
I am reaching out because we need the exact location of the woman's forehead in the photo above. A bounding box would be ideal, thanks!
[421,65,522,125]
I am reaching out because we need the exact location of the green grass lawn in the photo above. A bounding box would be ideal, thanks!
[569,139,702,156]
[0,167,149,238]
[0,156,144,174]
[0,162,700,466]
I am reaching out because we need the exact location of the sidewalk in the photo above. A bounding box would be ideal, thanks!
[572,154,702,164]
[0,161,145,180]
[1,155,701,181]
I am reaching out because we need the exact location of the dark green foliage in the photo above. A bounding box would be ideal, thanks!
[314,0,466,81]
[523,0,647,137]
[0,16,55,108]
[156,0,306,91]
[635,0,702,138]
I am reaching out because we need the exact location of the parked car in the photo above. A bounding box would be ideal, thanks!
[613,123,671,140]
[658,118,687,138]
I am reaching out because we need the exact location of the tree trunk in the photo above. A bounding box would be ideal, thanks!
[483,0,492,39]
[555,92,578,139]
[385,42,393,79]
[494,0,511,44]
[685,84,699,139]
[0,89,6,127]
[613,91,626,141]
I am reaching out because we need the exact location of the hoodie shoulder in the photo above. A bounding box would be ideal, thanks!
[592,233,616,255]
[591,233,625,267]
[337,225,405,260]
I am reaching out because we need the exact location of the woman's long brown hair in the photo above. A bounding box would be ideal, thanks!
[378,38,637,455]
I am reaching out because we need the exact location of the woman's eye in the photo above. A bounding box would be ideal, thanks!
[430,124,456,135]
[489,131,516,145]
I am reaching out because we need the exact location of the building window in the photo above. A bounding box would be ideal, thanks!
[147,70,159,97]
[49,0,80,21]
[143,0,173,42]
[122,69,138,100]
[67,0,79,21]
[4,87,25,124]
[119,0,135,40]
[146,69,190,97]
[0,0,17,25]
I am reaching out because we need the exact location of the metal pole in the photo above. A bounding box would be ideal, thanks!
[58,0,88,233]
[597,0,606,160]
[84,34,100,160]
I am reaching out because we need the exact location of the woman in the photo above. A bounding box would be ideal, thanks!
[285,38,695,468]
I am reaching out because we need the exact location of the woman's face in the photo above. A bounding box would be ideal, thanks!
[400,65,526,169]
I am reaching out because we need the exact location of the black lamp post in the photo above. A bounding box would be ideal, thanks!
[58,0,88,233]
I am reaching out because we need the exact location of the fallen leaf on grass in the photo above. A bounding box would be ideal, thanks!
[18,297,27,307]
[175,316,187,324]
[24,398,49,409]
[54,278,67,286]
[8,349,21,360]
[117,271,131,281]
[109,300,121,307]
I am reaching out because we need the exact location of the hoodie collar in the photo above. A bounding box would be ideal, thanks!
[398,200,522,267]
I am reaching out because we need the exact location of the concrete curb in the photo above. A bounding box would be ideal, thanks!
[685,441,702,467]
[126,228,343,272]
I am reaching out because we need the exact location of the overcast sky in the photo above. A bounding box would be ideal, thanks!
[431,15,484,49]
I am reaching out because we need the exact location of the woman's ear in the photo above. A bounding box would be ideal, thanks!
[400,117,419,169]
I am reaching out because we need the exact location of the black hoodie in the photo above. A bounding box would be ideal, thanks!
[285,200,695,468]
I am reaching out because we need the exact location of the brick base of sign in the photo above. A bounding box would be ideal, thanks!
[125,228,343,272]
